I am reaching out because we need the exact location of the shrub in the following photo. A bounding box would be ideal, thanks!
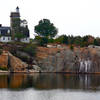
[0,49,3,55]
[35,36,48,46]
[0,46,2,49]
[0,67,8,71]
[54,35,68,44]
[93,39,99,46]
[16,55,29,62]
[70,45,74,51]
[48,38,54,43]
[21,44,37,56]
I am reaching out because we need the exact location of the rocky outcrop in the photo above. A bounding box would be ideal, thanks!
[0,51,28,72]
[37,49,75,72]
[32,65,41,71]
[36,47,100,73]
[8,53,28,72]
[0,51,8,70]
[1,46,100,73]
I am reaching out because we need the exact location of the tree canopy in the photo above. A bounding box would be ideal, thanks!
[54,35,68,44]
[12,18,21,36]
[12,18,29,41]
[34,19,58,38]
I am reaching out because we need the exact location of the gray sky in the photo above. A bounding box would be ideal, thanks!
[0,0,100,38]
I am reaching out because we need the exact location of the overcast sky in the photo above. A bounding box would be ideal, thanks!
[0,0,100,38]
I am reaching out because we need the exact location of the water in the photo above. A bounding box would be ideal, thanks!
[0,73,100,100]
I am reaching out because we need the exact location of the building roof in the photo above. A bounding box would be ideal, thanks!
[0,27,10,30]
[0,26,11,36]
[0,26,29,37]
[16,6,19,10]
[10,12,20,18]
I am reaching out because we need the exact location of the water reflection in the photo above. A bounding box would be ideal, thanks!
[0,73,100,91]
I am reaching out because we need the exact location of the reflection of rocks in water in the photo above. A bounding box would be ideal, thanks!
[28,73,40,83]
[27,74,100,90]
[8,73,40,89]
[79,75,91,89]
[0,74,8,88]
[32,74,59,89]
[1,74,100,91]
[9,74,27,88]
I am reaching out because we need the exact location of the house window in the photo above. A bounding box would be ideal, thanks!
[26,38,27,40]
[8,37,10,40]
[3,37,5,40]
[8,30,10,34]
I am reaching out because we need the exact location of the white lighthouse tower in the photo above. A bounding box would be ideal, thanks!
[16,6,19,13]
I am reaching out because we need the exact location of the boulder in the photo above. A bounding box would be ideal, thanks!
[8,53,28,72]
[32,65,41,71]
[0,51,28,72]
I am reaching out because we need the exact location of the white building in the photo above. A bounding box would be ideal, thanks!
[0,7,30,43]
[0,26,12,42]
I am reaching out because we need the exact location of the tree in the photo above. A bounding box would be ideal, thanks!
[74,36,82,46]
[93,39,99,46]
[12,18,20,32]
[34,36,48,46]
[68,35,74,44]
[54,35,68,44]
[12,18,29,41]
[34,19,58,38]
[22,44,37,56]
[82,35,94,46]
[12,18,22,41]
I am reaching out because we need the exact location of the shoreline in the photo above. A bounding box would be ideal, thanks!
[1,70,100,74]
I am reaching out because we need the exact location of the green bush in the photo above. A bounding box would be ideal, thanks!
[93,39,99,46]
[15,54,29,62]
[0,46,3,49]
[54,35,68,44]
[70,45,74,51]
[48,38,54,43]
[0,67,8,71]
[0,49,2,55]
[21,44,37,56]
[35,36,48,46]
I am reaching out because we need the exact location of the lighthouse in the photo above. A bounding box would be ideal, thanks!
[10,6,20,39]
[16,6,19,13]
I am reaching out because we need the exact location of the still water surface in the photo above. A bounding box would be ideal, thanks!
[0,73,100,100]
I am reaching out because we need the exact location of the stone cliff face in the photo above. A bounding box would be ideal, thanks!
[0,51,8,70]
[0,51,28,72]
[1,46,100,73]
[36,47,100,73]
[8,53,28,72]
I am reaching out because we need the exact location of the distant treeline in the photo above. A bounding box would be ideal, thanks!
[32,35,100,47]
[33,19,100,47]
